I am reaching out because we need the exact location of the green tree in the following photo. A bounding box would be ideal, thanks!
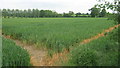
[63,13,70,17]
[99,8,106,17]
[0,9,2,18]
[7,9,11,18]
[97,0,120,24]
[11,9,15,18]
[23,9,28,18]
[15,9,20,17]
[32,9,36,17]
[75,12,81,17]
[39,10,45,17]
[2,9,7,18]
[69,11,74,17]
[63,11,74,17]
[27,9,32,18]
[117,1,120,24]
[89,7,100,17]
[19,10,24,18]
[35,9,40,18]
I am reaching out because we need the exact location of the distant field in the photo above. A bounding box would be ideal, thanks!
[2,18,115,53]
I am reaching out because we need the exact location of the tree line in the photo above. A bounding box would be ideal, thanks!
[89,6,107,17]
[96,0,120,24]
[1,8,107,18]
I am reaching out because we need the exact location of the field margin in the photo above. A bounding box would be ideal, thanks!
[0,10,2,68]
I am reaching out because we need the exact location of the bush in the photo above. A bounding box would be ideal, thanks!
[69,45,98,66]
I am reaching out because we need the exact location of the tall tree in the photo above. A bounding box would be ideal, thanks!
[89,7,100,17]
[15,9,20,17]
[99,8,106,17]
[23,9,28,18]
[2,9,7,18]
[7,9,11,18]
[11,9,15,18]
[0,9,2,18]
[97,0,120,24]
[69,11,74,17]
[75,12,81,17]
[39,10,45,17]
[63,13,70,17]
[35,9,40,18]
[27,9,32,18]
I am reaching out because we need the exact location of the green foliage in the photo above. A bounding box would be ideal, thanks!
[2,38,31,66]
[0,37,2,68]
[96,0,120,24]
[2,9,91,18]
[69,46,98,66]
[75,13,90,17]
[63,11,75,17]
[2,18,115,54]
[2,9,7,18]
[89,7,100,17]
[2,9,60,18]
[116,14,120,24]
[68,28,118,66]
[99,8,106,17]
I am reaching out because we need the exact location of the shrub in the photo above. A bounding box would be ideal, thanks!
[69,45,98,66]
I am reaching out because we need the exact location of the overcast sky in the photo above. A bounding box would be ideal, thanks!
[0,0,113,13]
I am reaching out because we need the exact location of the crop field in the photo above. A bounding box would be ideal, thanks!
[2,18,115,54]
[2,18,118,66]
[1,0,120,66]
[67,27,119,66]
[2,37,31,66]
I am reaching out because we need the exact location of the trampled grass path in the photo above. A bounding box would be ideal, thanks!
[3,24,120,66]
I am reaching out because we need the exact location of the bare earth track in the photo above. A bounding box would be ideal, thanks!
[3,24,120,66]
[3,37,47,66]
